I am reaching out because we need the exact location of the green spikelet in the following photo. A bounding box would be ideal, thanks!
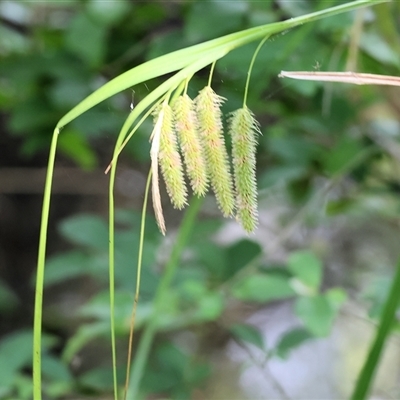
[172,94,208,196]
[229,106,259,232]
[195,86,234,217]
[157,103,187,209]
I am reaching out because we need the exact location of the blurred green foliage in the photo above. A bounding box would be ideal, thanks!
[1,0,400,398]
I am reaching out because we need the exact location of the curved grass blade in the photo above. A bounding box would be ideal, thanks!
[55,0,383,131]
[350,258,400,400]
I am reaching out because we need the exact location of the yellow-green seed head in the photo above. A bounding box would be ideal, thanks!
[229,106,260,232]
[195,86,235,217]
[157,103,188,209]
[172,94,208,196]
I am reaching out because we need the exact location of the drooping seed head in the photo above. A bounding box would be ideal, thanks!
[172,94,208,196]
[195,86,235,217]
[150,108,166,235]
[157,103,188,210]
[228,106,260,232]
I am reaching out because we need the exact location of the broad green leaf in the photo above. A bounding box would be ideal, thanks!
[287,250,322,291]
[259,165,309,189]
[0,279,18,312]
[58,214,108,249]
[276,0,312,17]
[274,327,313,359]
[185,362,211,385]
[323,136,364,175]
[226,239,262,279]
[44,251,103,286]
[360,31,400,67]
[325,198,356,215]
[9,98,55,134]
[79,367,115,391]
[295,295,335,337]
[13,374,33,400]
[232,274,295,303]
[216,41,269,81]
[57,129,98,169]
[180,280,207,301]
[70,108,125,138]
[185,0,248,43]
[196,292,224,320]
[49,78,91,109]
[267,136,319,166]
[78,290,141,328]
[0,330,57,387]
[230,323,265,350]
[194,242,228,282]
[0,24,29,54]
[85,0,130,26]
[42,355,72,382]
[157,342,188,372]
[0,332,32,388]
[65,12,107,67]
[147,30,188,60]
[142,368,180,395]
[62,322,110,363]
[325,287,347,311]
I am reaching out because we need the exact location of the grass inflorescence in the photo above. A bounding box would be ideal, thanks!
[229,106,260,232]
[151,86,260,234]
[173,94,208,196]
[195,86,235,218]
[157,103,188,210]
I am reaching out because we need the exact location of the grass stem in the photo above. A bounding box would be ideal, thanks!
[126,196,203,398]
[350,258,400,399]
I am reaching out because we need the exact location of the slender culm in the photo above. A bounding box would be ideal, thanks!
[195,86,234,217]
[157,103,187,209]
[173,94,208,196]
[229,106,259,232]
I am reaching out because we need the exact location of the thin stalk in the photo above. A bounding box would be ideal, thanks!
[345,7,366,71]
[123,170,152,400]
[108,149,118,400]
[208,61,216,87]
[33,129,59,400]
[243,35,269,107]
[350,258,400,400]
[126,196,203,399]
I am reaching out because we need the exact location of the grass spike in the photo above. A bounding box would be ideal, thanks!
[173,94,208,196]
[229,106,260,232]
[195,86,235,217]
[158,102,188,209]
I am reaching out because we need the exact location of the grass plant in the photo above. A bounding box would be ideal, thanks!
[33,2,392,399]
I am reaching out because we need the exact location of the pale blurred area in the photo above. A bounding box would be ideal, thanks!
[203,192,400,400]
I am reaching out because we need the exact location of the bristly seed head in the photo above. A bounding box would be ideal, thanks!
[229,106,260,233]
[173,94,208,196]
[157,103,188,210]
[195,86,235,217]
